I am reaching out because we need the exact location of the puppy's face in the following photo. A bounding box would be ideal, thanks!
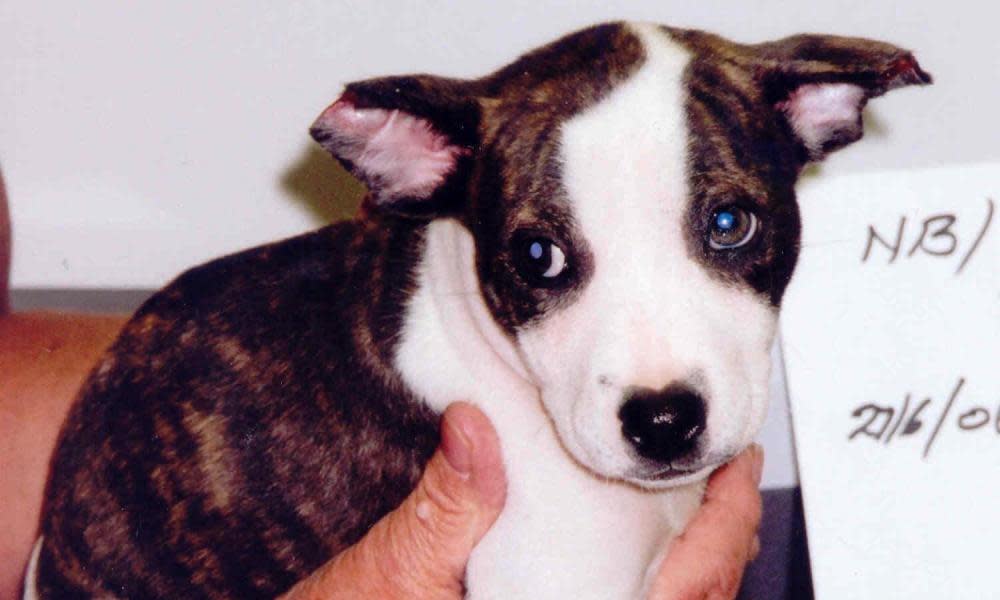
[470,24,801,486]
[311,22,930,486]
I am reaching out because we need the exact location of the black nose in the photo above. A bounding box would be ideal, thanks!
[619,385,706,463]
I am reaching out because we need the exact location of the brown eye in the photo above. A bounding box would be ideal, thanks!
[708,206,758,250]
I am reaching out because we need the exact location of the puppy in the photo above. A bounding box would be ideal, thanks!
[29,22,930,599]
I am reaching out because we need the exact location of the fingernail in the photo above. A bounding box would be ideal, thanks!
[441,413,473,479]
[750,443,764,485]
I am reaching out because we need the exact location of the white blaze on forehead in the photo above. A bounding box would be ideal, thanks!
[540,22,699,379]
[518,23,776,475]
[559,23,692,312]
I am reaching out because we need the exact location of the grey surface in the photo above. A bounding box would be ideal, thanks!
[11,288,153,313]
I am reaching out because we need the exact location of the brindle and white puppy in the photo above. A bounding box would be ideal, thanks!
[28,21,930,599]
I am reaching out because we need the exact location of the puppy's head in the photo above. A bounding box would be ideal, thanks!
[312,23,930,487]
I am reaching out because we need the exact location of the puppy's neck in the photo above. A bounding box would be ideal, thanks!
[394,218,539,421]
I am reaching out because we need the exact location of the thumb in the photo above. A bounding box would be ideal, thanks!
[286,402,507,599]
[374,401,507,593]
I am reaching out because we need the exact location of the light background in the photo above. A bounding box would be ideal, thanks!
[4,1,997,489]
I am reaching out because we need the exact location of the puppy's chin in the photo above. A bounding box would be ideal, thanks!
[622,444,753,489]
[623,463,718,490]
[558,431,721,490]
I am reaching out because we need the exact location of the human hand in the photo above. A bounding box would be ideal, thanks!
[282,405,763,600]
[280,402,506,599]
[645,445,765,600]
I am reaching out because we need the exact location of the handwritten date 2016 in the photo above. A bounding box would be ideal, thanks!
[849,377,998,459]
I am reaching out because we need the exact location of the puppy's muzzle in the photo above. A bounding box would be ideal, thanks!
[619,384,706,465]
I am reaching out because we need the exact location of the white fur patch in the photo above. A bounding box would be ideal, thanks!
[311,100,465,200]
[394,218,536,413]
[778,83,866,156]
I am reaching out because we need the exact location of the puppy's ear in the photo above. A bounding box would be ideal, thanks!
[755,35,931,160]
[310,76,479,217]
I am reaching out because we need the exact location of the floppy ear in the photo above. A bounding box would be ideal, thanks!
[310,75,479,216]
[755,34,932,160]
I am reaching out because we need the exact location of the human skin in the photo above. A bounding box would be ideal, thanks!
[0,312,128,598]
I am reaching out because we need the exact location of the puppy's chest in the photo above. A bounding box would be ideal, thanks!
[462,416,705,599]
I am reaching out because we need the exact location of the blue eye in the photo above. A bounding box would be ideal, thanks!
[709,206,758,250]
[715,211,736,231]
[530,241,544,260]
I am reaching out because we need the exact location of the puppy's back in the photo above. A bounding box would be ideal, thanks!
[35,219,440,599]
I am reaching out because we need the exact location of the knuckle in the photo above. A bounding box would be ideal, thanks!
[661,560,744,600]
[705,560,745,600]
[376,514,463,595]
[748,487,763,519]
[725,487,763,538]
[422,471,472,525]
[408,457,476,538]
[748,535,761,562]
[746,493,763,531]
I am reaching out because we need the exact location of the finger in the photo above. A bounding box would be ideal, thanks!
[282,402,507,600]
[646,444,764,600]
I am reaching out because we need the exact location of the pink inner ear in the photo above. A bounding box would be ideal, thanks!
[313,99,466,201]
[778,83,867,157]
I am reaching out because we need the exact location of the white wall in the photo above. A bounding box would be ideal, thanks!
[4,0,996,288]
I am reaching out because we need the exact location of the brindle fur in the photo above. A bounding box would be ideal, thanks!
[36,22,929,598]
[39,219,438,598]
[669,28,931,305]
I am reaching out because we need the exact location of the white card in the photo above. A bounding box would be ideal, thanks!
[781,163,999,600]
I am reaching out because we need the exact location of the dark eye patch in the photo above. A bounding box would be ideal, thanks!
[468,163,595,333]
[681,58,803,306]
